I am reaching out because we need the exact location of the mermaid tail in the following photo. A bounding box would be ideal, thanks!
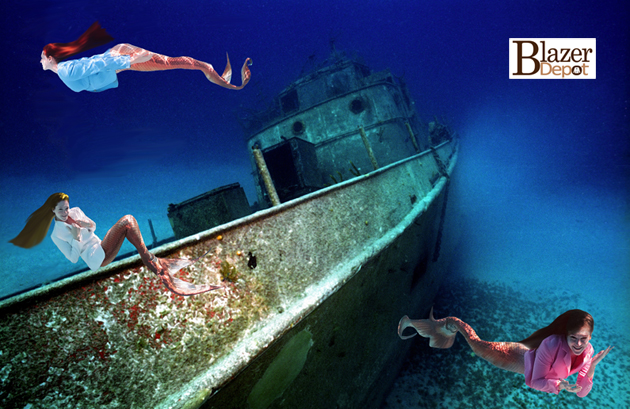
[398,307,457,348]
[158,243,214,273]
[155,269,221,296]
[149,253,223,296]
[109,43,252,90]
[398,307,528,374]
[100,215,221,296]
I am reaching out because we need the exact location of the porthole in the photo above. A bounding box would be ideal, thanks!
[350,98,365,114]
[292,120,305,135]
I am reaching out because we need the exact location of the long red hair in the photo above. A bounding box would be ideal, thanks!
[519,309,594,349]
[43,21,114,62]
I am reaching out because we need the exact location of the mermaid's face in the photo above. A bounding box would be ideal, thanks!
[40,51,56,71]
[567,325,591,356]
[53,200,70,221]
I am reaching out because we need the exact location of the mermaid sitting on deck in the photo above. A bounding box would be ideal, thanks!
[10,193,220,296]
[40,21,251,93]
[398,308,612,397]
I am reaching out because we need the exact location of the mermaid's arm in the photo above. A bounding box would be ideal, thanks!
[577,345,613,398]
[575,373,593,397]
[58,54,130,82]
[528,337,564,394]
[51,233,81,264]
[72,207,96,231]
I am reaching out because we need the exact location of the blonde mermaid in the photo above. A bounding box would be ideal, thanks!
[10,193,221,297]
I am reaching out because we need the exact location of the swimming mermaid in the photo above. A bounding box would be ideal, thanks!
[10,193,221,296]
[40,21,251,93]
[398,308,613,397]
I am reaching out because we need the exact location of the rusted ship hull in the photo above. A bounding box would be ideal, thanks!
[0,141,456,409]
[202,144,457,409]
[1,51,459,408]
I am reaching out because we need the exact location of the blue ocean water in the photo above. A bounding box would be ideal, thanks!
[0,0,627,406]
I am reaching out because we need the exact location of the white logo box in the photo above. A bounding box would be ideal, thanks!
[509,38,596,79]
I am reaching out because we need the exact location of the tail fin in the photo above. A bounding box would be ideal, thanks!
[155,266,223,296]
[221,53,233,83]
[397,307,457,348]
[170,276,223,295]
[158,244,214,275]
[154,248,222,296]
[160,257,194,273]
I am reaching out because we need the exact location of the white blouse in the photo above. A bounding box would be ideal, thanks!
[51,207,105,271]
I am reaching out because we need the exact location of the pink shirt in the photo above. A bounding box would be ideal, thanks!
[524,334,594,397]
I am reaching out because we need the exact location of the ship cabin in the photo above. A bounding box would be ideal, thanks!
[243,55,436,206]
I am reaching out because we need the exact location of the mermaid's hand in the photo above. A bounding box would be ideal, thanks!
[591,345,613,366]
[558,380,581,393]
[586,345,613,380]
[70,225,82,241]
[76,220,94,229]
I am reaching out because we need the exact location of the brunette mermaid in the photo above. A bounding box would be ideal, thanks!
[40,21,251,93]
[399,308,528,373]
[398,308,613,397]
[10,193,221,296]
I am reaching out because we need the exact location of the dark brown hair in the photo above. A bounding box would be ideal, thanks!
[519,309,594,349]
[43,21,114,62]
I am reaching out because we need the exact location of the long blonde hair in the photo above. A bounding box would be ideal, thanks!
[9,193,69,248]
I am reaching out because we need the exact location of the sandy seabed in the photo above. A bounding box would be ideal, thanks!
[382,278,629,409]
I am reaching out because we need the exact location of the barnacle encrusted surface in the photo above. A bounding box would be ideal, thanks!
[0,239,270,408]
[0,144,454,409]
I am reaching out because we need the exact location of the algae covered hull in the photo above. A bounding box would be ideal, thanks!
[1,52,458,408]
[0,141,456,409]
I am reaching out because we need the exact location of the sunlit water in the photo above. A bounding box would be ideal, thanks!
[382,115,629,408]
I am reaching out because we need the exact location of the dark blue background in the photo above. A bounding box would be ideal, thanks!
[0,1,628,310]
[1,0,626,181]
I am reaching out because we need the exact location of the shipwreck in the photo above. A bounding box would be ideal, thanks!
[0,51,457,409]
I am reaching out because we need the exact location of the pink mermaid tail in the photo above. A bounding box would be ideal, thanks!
[101,215,222,296]
[149,254,223,296]
[398,307,529,374]
[398,308,457,348]
[109,43,252,90]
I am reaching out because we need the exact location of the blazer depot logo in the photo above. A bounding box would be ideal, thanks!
[509,38,596,79]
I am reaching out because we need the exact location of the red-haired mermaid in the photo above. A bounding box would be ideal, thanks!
[398,308,613,397]
[40,21,251,93]
[9,193,221,296]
